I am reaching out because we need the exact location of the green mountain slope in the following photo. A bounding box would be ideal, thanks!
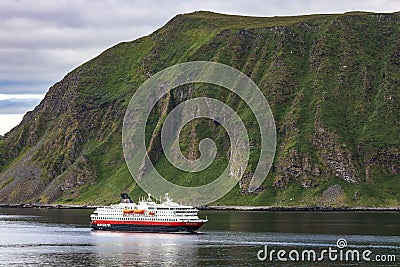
[0,11,399,207]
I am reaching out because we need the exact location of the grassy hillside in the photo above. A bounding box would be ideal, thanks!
[0,11,399,207]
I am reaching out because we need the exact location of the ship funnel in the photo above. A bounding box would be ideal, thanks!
[120,193,134,203]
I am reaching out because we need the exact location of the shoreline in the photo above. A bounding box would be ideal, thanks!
[0,203,399,212]
[0,203,99,209]
[199,205,400,212]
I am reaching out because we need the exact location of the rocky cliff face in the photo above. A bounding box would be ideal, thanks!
[0,11,399,206]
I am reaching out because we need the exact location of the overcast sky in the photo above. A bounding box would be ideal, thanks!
[1,0,399,135]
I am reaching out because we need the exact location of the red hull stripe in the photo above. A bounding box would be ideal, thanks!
[91,220,204,227]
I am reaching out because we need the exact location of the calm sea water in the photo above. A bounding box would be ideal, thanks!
[0,208,398,266]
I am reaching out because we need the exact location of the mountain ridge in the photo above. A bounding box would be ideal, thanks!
[0,11,399,207]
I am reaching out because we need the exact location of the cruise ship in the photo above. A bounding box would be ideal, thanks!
[90,193,207,232]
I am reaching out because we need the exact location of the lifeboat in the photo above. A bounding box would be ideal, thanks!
[123,209,145,214]
[123,209,134,214]
[148,211,156,216]
[133,209,145,214]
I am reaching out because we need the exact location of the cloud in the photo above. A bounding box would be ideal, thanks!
[0,80,50,94]
[0,114,25,135]
[0,97,42,114]
[0,0,174,93]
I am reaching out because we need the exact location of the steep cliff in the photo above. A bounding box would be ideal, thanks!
[0,11,399,206]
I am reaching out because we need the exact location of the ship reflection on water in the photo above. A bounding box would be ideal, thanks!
[91,231,201,266]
